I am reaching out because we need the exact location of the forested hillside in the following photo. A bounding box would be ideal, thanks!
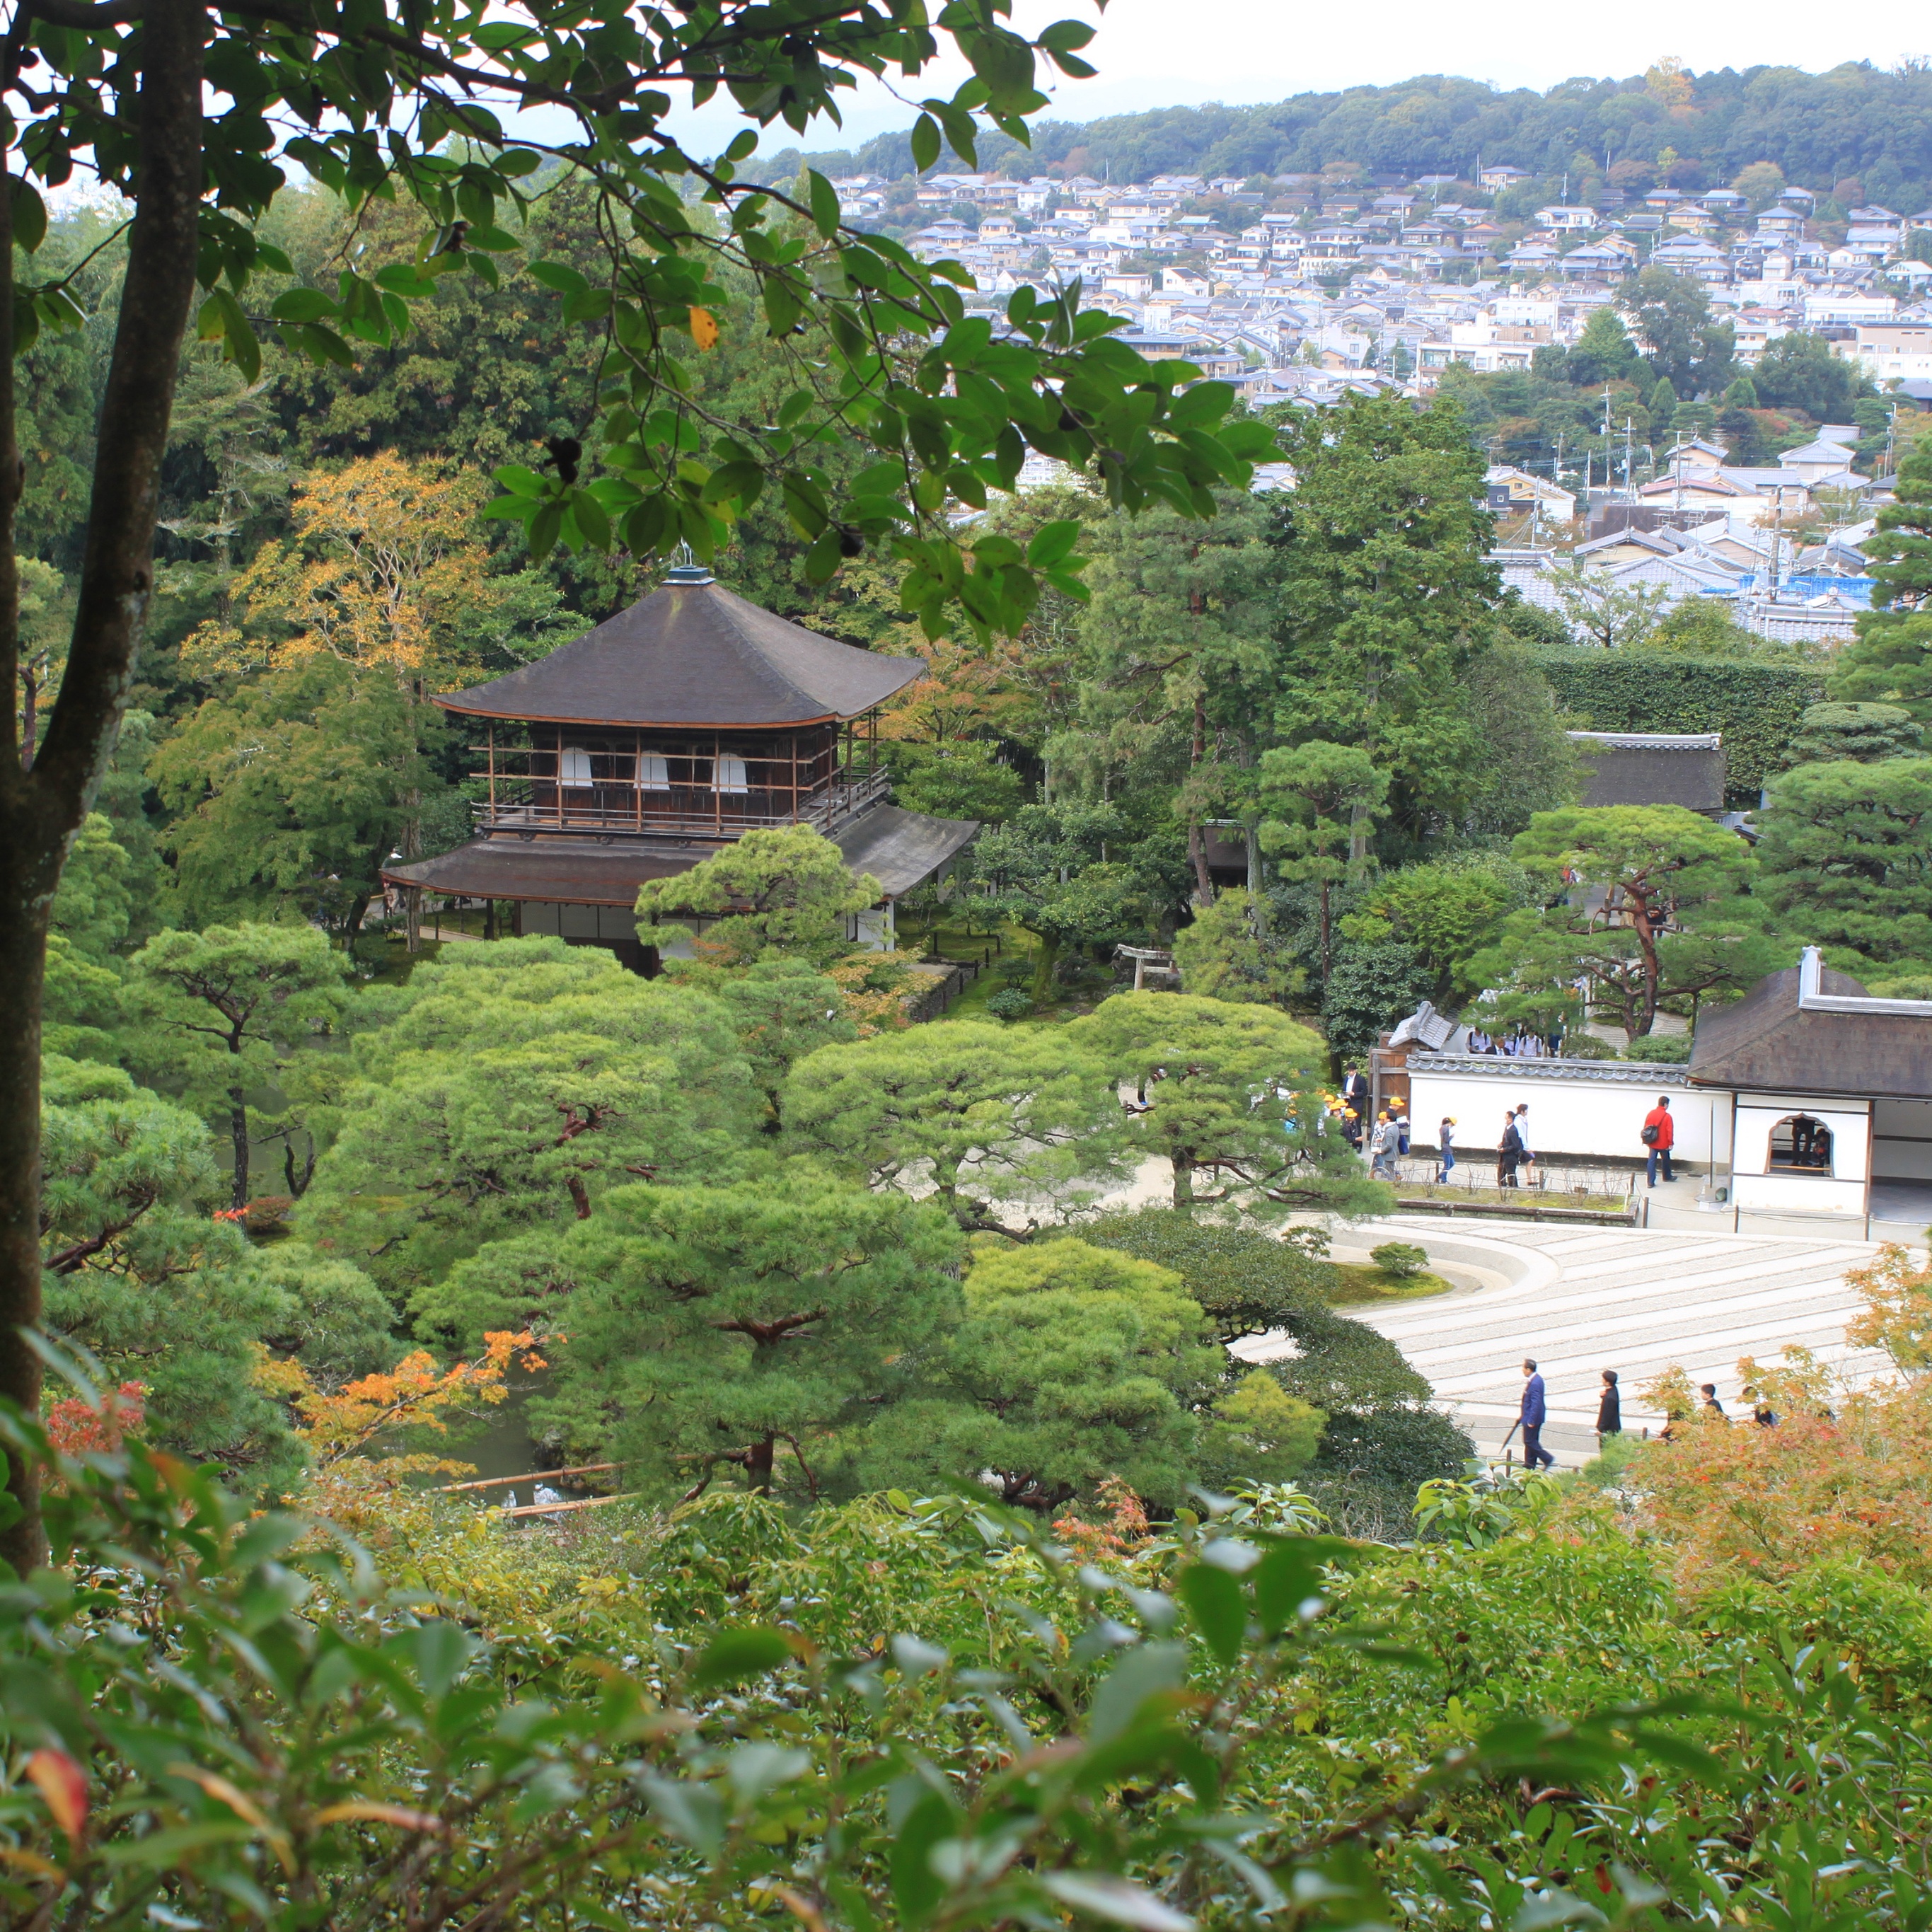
[771,60,1932,204]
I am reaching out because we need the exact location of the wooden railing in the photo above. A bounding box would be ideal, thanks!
[473,768,891,840]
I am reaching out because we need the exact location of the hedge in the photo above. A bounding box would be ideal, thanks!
[1532,652,1826,807]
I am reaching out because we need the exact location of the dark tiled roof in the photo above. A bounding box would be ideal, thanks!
[439,575,925,728]
[1690,962,1932,1098]
[380,806,979,906]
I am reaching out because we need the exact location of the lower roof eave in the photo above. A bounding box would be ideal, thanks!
[380,805,983,909]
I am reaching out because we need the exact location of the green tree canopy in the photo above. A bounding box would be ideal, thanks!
[1255,740,1391,983]
[968,803,1152,997]
[1070,993,1387,1215]
[40,1057,389,1487]
[1757,758,1932,966]
[1617,268,1734,397]
[427,1181,964,1502]
[1566,306,1641,388]
[782,1021,1123,1237]
[636,826,879,967]
[1784,702,1925,766]
[302,951,759,1302]
[1081,1207,1433,1414]
[1266,393,1498,829]
[125,923,348,1208]
[146,660,439,937]
[850,1237,1235,1512]
[1752,332,1865,423]
[1170,890,1304,1007]
[1473,805,1776,1037]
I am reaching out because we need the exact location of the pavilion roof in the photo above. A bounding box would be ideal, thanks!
[439,567,925,729]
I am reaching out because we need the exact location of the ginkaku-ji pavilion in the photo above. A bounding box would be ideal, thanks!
[380,560,980,973]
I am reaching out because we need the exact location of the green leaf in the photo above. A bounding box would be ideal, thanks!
[1086,1643,1187,1746]
[1251,1537,1357,1636]
[9,178,47,253]
[890,1791,955,1927]
[492,463,548,498]
[804,528,845,582]
[1176,1563,1245,1670]
[1026,519,1081,569]
[640,1776,725,1858]
[571,487,612,550]
[688,1626,792,1691]
[909,112,942,175]
[807,169,840,241]
[1039,1874,1193,1932]
[529,500,564,563]
[270,288,337,323]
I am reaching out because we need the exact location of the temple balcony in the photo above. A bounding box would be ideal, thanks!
[473,766,893,843]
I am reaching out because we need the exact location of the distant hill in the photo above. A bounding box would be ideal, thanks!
[762,62,1932,207]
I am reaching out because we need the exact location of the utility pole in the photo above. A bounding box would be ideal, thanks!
[1623,415,1635,501]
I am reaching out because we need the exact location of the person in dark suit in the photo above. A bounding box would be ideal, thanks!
[1341,1067,1370,1116]
[1497,1112,1524,1189]
[1520,1358,1554,1470]
[1596,1369,1621,1446]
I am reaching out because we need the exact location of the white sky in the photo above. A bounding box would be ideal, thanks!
[660,0,1932,158]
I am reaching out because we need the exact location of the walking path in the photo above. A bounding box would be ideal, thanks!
[1242,1215,1903,1467]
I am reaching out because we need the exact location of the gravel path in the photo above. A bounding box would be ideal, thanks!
[1245,1215,1900,1467]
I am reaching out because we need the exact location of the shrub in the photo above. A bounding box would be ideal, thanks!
[1370,1241,1429,1278]
[985,986,1035,1020]
[1621,1031,1691,1062]
[1555,1031,1619,1058]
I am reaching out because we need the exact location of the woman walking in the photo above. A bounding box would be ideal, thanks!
[1596,1369,1621,1446]
[1437,1116,1457,1184]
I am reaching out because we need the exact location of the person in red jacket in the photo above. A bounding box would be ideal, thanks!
[1642,1095,1674,1187]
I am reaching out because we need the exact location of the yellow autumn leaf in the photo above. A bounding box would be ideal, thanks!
[689,306,719,349]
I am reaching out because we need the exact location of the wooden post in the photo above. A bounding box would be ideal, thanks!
[487,723,496,821]
[714,731,722,834]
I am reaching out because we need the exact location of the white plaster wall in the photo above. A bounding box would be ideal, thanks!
[1407,1066,1720,1165]
[1734,1101,1868,1174]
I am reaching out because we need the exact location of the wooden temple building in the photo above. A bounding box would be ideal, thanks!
[380,561,981,972]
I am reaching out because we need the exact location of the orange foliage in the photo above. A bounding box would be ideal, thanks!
[1630,1381,1932,1587]
[1844,1242,1932,1379]
[258,1331,546,1536]
[1051,1476,1152,1564]
[45,1383,146,1460]
[182,452,504,686]
[878,638,1031,745]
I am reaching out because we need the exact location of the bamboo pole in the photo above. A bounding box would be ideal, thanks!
[434,1462,621,1494]
[498,1493,640,1520]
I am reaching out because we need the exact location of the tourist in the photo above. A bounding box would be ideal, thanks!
[1596,1368,1621,1445]
[1437,1116,1457,1183]
[1341,1065,1370,1116]
[1497,1110,1523,1189]
[1395,1106,1411,1158]
[1641,1095,1674,1186]
[1514,1104,1535,1185]
[1369,1110,1398,1179]
[1701,1382,1727,1421]
[1520,1358,1555,1471]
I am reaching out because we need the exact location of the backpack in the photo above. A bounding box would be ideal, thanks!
[1641,1121,1660,1146]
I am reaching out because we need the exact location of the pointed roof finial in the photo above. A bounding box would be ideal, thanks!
[665,540,714,585]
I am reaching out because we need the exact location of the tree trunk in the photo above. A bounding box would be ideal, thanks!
[0,0,207,1575]
[746,1433,775,1493]
[1031,934,1060,1002]
[1317,879,1333,985]
[229,1087,250,1211]
[1171,1153,1196,1214]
